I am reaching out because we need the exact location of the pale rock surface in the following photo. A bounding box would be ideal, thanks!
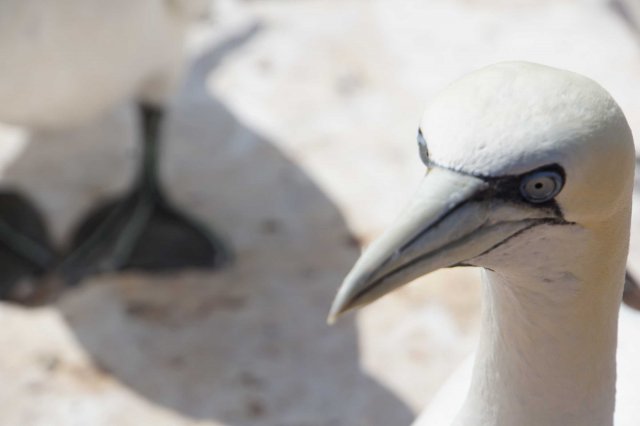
[1,0,640,425]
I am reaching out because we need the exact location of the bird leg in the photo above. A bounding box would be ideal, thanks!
[60,103,231,285]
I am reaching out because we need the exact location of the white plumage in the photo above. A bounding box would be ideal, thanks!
[414,305,640,426]
[0,0,208,128]
[330,62,639,425]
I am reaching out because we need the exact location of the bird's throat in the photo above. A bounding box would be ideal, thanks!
[455,266,622,426]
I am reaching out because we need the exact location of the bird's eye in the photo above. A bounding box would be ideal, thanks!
[417,129,429,166]
[519,170,564,203]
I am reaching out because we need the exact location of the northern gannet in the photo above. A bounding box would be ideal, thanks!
[0,0,228,298]
[329,62,640,425]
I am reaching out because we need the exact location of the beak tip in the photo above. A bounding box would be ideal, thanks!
[326,304,344,325]
[326,313,338,325]
[327,307,353,325]
[327,294,354,325]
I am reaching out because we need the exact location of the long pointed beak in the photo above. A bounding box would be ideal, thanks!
[328,167,558,323]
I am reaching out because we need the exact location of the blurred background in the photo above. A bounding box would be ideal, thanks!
[1,0,640,425]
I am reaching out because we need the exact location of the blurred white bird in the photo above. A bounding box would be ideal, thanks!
[0,0,229,299]
[330,62,640,425]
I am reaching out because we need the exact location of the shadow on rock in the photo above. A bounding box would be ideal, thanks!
[0,24,414,426]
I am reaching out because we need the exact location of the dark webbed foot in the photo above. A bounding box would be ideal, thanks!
[60,104,231,285]
[0,192,56,303]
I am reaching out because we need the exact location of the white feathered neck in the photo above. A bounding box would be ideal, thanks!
[449,204,630,425]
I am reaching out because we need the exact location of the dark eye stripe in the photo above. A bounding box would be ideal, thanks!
[415,157,568,219]
[476,164,566,217]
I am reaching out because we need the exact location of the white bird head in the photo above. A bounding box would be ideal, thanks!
[329,62,635,321]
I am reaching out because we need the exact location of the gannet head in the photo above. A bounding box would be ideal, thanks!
[329,62,635,321]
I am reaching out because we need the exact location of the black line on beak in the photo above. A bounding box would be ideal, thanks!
[342,163,570,312]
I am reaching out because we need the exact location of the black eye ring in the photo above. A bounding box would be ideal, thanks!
[519,170,564,203]
[417,129,429,166]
